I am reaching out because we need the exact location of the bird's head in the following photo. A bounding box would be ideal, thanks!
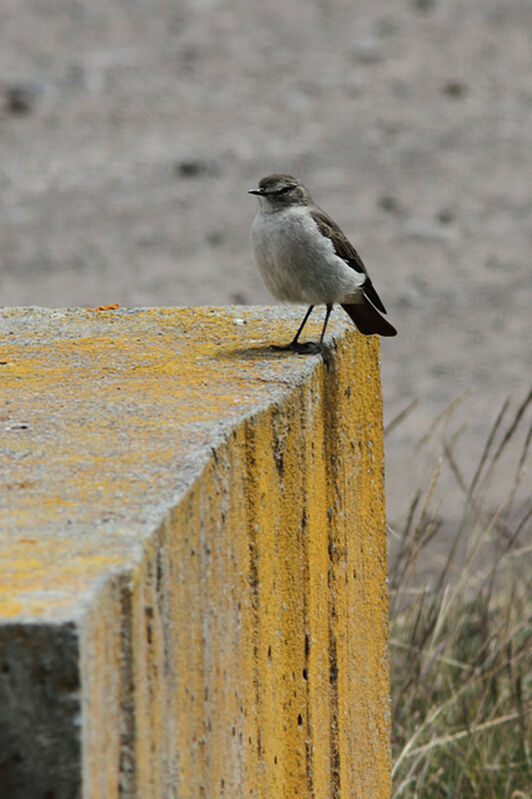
[249,174,312,209]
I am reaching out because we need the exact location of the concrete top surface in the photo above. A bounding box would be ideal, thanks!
[0,305,357,623]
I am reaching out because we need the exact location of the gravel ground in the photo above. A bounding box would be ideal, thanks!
[1,0,531,525]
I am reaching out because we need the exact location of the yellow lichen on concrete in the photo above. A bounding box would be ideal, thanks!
[0,306,390,798]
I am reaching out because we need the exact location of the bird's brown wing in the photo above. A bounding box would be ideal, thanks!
[310,207,387,314]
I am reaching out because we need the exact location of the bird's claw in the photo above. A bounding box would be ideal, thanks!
[270,341,321,354]
[293,341,322,355]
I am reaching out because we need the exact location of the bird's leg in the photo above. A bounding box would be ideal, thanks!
[318,304,333,348]
[293,303,333,356]
[271,304,334,356]
[271,305,315,351]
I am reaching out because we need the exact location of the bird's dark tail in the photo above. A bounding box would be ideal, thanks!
[341,302,397,336]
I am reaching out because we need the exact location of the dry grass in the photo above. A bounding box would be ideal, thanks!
[388,391,532,798]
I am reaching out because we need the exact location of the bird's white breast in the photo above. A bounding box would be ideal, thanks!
[251,206,365,304]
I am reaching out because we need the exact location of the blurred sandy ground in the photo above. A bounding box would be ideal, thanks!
[1,0,531,527]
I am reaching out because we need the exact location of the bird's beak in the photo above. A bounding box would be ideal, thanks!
[248,188,263,195]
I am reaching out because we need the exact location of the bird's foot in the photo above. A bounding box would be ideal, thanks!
[269,342,294,352]
[270,341,322,355]
[270,340,330,368]
[293,341,322,355]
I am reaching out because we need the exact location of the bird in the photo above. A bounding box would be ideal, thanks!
[249,173,397,353]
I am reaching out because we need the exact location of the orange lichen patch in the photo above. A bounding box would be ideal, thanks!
[85,304,120,311]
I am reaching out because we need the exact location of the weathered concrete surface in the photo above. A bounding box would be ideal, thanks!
[0,306,390,798]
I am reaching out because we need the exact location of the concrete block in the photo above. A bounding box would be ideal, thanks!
[0,306,391,798]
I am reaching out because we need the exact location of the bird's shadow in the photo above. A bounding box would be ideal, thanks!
[218,344,296,361]
[217,343,332,369]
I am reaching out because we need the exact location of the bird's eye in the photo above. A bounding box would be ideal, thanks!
[275,184,295,195]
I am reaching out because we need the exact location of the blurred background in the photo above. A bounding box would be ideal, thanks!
[1,0,531,527]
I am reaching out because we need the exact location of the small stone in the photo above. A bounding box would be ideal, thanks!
[413,0,436,11]
[206,231,224,246]
[175,159,219,178]
[442,81,467,98]
[5,84,39,115]
[378,195,403,215]
[437,208,454,225]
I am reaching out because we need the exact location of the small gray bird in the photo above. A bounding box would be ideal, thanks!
[249,173,397,353]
